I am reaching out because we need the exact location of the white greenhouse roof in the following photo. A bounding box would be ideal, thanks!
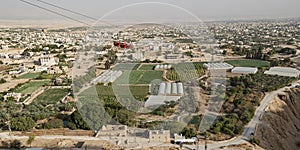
[91,70,122,84]
[203,62,233,70]
[158,82,183,96]
[264,67,300,77]
[155,64,172,70]
[145,95,181,107]
[231,67,258,74]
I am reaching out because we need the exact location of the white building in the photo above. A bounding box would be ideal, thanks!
[39,57,57,67]
[148,130,170,143]
[35,66,48,72]
[165,54,178,59]
[4,92,22,102]
[174,133,197,143]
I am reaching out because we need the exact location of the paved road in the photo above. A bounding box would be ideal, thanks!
[242,79,300,140]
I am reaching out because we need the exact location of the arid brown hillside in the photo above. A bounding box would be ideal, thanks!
[256,88,300,150]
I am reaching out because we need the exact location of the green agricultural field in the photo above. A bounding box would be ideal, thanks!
[33,88,69,105]
[192,62,206,69]
[95,84,149,97]
[114,70,144,84]
[225,59,270,67]
[135,71,163,84]
[166,62,205,81]
[139,64,156,70]
[113,63,140,70]
[115,70,163,84]
[14,80,49,94]
[17,73,40,79]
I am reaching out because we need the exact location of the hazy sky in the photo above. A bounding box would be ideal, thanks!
[1,0,299,23]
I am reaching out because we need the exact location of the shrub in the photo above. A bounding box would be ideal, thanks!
[43,118,63,129]
[11,116,35,131]
[10,139,21,149]
[249,137,260,145]
[68,122,77,130]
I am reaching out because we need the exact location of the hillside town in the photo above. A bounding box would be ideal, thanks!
[0,18,300,150]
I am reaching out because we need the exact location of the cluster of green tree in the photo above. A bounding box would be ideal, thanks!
[249,137,260,145]
[270,58,293,67]
[210,114,245,137]
[231,46,248,55]
[180,127,197,138]
[245,45,265,59]
[277,47,297,55]
[188,115,202,128]
[176,38,194,43]
[0,98,22,129]
[0,100,87,131]
[151,101,177,116]
[0,78,6,84]
[210,72,296,138]
[11,116,35,131]
[229,73,295,93]
[0,138,26,149]
[231,45,270,60]
[100,96,137,127]
[0,89,79,131]
[104,50,118,69]
[10,139,22,149]
[37,118,63,129]
[232,45,297,67]
[219,44,233,50]
[179,115,203,138]
[67,110,90,130]
[56,54,67,62]
[142,35,155,38]
[185,51,193,57]
[138,120,162,128]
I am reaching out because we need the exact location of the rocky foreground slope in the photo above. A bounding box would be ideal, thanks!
[256,88,300,150]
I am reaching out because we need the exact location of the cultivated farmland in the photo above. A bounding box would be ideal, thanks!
[225,59,270,67]
[17,72,41,79]
[14,80,49,94]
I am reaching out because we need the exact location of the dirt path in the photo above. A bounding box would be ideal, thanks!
[163,70,171,82]
[136,63,143,70]
[135,72,145,83]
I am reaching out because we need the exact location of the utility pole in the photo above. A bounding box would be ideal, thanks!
[204,137,207,150]
[204,132,210,150]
